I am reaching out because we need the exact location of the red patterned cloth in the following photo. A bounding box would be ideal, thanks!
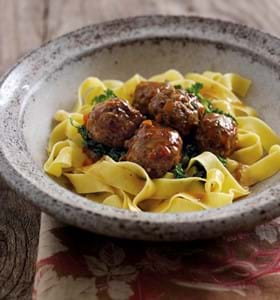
[33,213,280,300]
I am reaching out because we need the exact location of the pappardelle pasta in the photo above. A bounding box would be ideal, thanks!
[44,69,280,213]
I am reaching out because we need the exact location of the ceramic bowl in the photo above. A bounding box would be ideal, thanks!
[0,16,280,241]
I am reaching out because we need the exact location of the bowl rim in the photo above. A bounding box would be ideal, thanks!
[1,15,280,240]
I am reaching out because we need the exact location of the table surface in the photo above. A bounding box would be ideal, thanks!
[1,0,280,298]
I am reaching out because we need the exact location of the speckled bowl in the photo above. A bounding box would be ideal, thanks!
[0,16,280,241]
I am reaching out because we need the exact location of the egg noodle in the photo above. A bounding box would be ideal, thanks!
[44,70,280,212]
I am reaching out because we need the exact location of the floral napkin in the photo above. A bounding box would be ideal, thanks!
[33,213,280,300]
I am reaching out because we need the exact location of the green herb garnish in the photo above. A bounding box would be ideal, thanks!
[186,82,203,96]
[186,83,236,122]
[217,155,227,167]
[180,143,199,168]
[69,119,125,161]
[210,107,236,122]
[107,147,126,162]
[200,99,213,113]
[93,89,116,104]
[174,84,182,90]
[172,143,201,179]
[77,123,89,141]
[172,163,186,178]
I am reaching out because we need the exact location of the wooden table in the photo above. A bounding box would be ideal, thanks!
[0,0,279,298]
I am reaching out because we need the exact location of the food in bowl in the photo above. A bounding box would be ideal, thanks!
[44,69,280,212]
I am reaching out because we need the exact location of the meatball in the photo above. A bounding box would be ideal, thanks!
[124,120,183,178]
[133,81,175,115]
[148,89,205,137]
[195,113,238,157]
[86,98,144,148]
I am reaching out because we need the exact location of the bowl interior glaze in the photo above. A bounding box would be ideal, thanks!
[1,16,280,240]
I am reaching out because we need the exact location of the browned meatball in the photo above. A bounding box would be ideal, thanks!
[124,120,183,178]
[133,81,175,115]
[86,98,144,148]
[148,89,205,137]
[195,113,238,157]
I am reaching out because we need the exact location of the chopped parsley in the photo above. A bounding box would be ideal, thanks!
[172,142,226,179]
[217,155,227,167]
[186,82,203,96]
[92,89,116,104]
[172,163,186,178]
[186,83,237,122]
[75,122,89,141]
[172,143,202,179]
[174,84,182,90]
[182,143,206,178]
[69,118,125,161]
[177,143,200,171]
[199,98,214,113]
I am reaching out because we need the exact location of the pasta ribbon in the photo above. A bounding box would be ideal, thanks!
[149,69,184,82]
[241,145,280,186]
[211,100,236,116]
[202,71,224,82]
[44,140,86,177]
[86,191,131,209]
[60,153,244,212]
[226,158,240,173]
[170,79,195,89]
[203,192,233,208]
[186,73,241,103]
[205,168,224,193]
[202,71,251,97]
[151,193,209,213]
[77,104,93,115]
[203,169,234,207]
[152,178,205,199]
[54,110,70,122]
[237,117,280,151]
[211,100,257,117]
[233,104,257,117]
[187,152,249,199]
[47,113,84,152]
[103,79,123,90]
[66,172,114,194]
[232,129,263,165]
[77,77,106,109]
[114,74,145,103]
[222,73,251,97]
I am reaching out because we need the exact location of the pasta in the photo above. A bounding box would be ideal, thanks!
[44,69,280,213]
